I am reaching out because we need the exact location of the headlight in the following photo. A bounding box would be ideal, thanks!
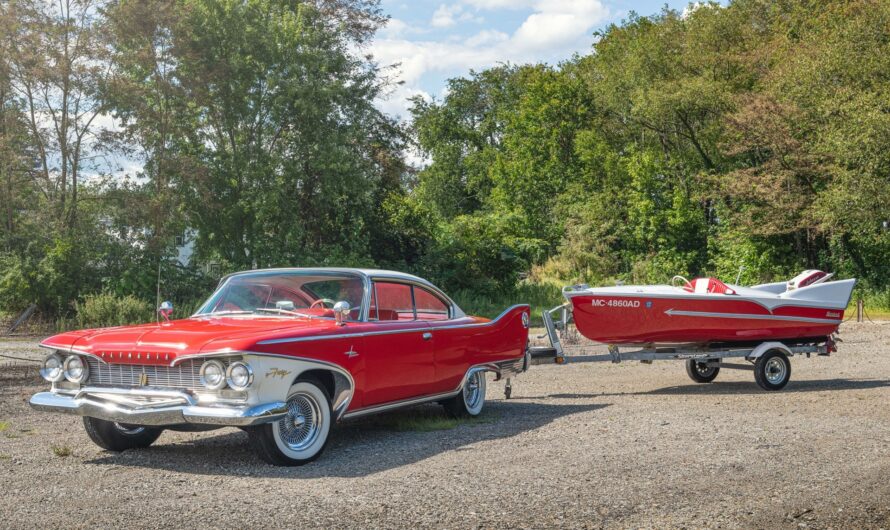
[226,361,253,391]
[63,355,89,383]
[199,360,227,390]
[40,354,65,382]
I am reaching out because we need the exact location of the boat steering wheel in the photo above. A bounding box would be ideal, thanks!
[671,275,693,290]
[309,298,336,309]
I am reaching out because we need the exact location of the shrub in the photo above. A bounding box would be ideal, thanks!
[75,293,153,329]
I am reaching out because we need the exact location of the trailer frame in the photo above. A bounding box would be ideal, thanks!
[521,303,836,393]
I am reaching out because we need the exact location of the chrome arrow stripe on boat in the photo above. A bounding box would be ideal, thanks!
[663,309,842,324]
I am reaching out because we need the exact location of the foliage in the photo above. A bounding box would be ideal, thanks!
[74,293,153,328]
[2,0,890,321]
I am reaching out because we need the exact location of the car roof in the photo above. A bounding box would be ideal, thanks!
[222,267,429,284]
[218,267,465,317]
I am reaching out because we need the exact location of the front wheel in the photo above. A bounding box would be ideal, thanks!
[754,350,791,391]
[82,417,164,451]
[685,359,720,383]
[248,379,332,466]
[443,370,487,418]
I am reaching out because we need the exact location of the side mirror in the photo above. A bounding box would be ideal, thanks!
[158,301,174,322]
[333,301,350,326]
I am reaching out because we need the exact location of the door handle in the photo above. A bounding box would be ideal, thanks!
[422,332,432,341]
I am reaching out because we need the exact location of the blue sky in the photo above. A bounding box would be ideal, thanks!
[371,0,699,118]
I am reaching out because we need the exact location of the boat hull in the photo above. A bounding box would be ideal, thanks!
[568,293,845,345]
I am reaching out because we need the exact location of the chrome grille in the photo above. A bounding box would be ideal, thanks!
[85,358,229,391]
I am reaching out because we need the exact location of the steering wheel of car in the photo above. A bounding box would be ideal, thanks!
[671,275,693,290]
[309,298,336,309]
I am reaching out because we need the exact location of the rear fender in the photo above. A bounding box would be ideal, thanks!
[747,342,792,360]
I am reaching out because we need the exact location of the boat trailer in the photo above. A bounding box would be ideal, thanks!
[507,303,836,397]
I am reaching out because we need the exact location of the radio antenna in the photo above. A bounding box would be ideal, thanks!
[156,258,162,326]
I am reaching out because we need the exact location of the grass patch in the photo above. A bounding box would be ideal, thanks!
[0,454,10,460]
[51,444,72,457]
[0,421,9,432]
[375,408,496,432]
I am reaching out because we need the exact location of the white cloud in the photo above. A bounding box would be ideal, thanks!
[431,4,483,28]
[431,4,459,27]
[371,0,609,118]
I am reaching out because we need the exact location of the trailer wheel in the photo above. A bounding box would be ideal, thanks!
[754,350,791,391]
[685,359,720,383]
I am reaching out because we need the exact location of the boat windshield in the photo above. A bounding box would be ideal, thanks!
[195,271,365,320]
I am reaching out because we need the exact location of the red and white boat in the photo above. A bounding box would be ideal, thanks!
[564,270,856,345]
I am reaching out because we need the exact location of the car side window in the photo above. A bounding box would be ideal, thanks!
[414,287,450,321]
[373,282,415,321]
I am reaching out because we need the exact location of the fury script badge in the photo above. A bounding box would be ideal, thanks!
[266,368,291,379]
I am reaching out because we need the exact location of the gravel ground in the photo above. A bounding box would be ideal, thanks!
[1,322,889,529]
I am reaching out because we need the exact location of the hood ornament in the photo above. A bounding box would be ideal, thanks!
[158,301,174,323]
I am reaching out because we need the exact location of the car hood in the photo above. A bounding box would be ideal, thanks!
[40,316,341,365]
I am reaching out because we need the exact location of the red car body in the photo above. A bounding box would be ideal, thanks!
[31,268,531,465]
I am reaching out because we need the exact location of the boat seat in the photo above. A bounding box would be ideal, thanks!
[689,277,736,295]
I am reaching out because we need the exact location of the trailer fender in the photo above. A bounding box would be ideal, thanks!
[747,342,792,360]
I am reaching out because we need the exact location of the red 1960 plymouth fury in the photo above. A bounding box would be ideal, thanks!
[30,268,531,465]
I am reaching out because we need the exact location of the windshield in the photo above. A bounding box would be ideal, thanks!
[195,271,365,320]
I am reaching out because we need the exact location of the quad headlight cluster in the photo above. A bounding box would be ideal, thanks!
[41,353,89,384]
[200,359,253,391]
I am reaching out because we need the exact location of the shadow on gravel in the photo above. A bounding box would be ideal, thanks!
[84,400,608,478]
[604,378,890,396]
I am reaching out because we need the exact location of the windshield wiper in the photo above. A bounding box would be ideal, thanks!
[253,307,315,318]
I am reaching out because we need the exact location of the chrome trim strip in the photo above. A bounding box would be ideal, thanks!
[563,289,850,311]
[256,304,529,345]
[663,309,842,324]
[340,389,460,420]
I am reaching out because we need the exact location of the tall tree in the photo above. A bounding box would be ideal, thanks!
[6,0,113,230]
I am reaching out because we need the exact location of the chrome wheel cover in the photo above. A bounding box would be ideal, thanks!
[277,392,323,452]
[765,357,787,384]
[464,371,483,409]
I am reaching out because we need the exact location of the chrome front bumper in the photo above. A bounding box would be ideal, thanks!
[29,387,287,427]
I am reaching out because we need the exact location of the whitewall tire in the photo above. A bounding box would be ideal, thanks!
[249,379,332,466]
[443,370,487,418]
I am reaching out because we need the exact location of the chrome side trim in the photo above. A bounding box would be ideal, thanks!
[340,389,461,420]
[256,304,529,346]
[663,309,842,324]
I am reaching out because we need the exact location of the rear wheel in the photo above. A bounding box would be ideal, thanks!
[443,370,487,418]
[82,417,163,451]
[248,379,332,466]
[685,359,720,383]
[754,350,791,391]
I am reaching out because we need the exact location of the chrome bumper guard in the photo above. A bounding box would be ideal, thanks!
[29,387,287,427]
